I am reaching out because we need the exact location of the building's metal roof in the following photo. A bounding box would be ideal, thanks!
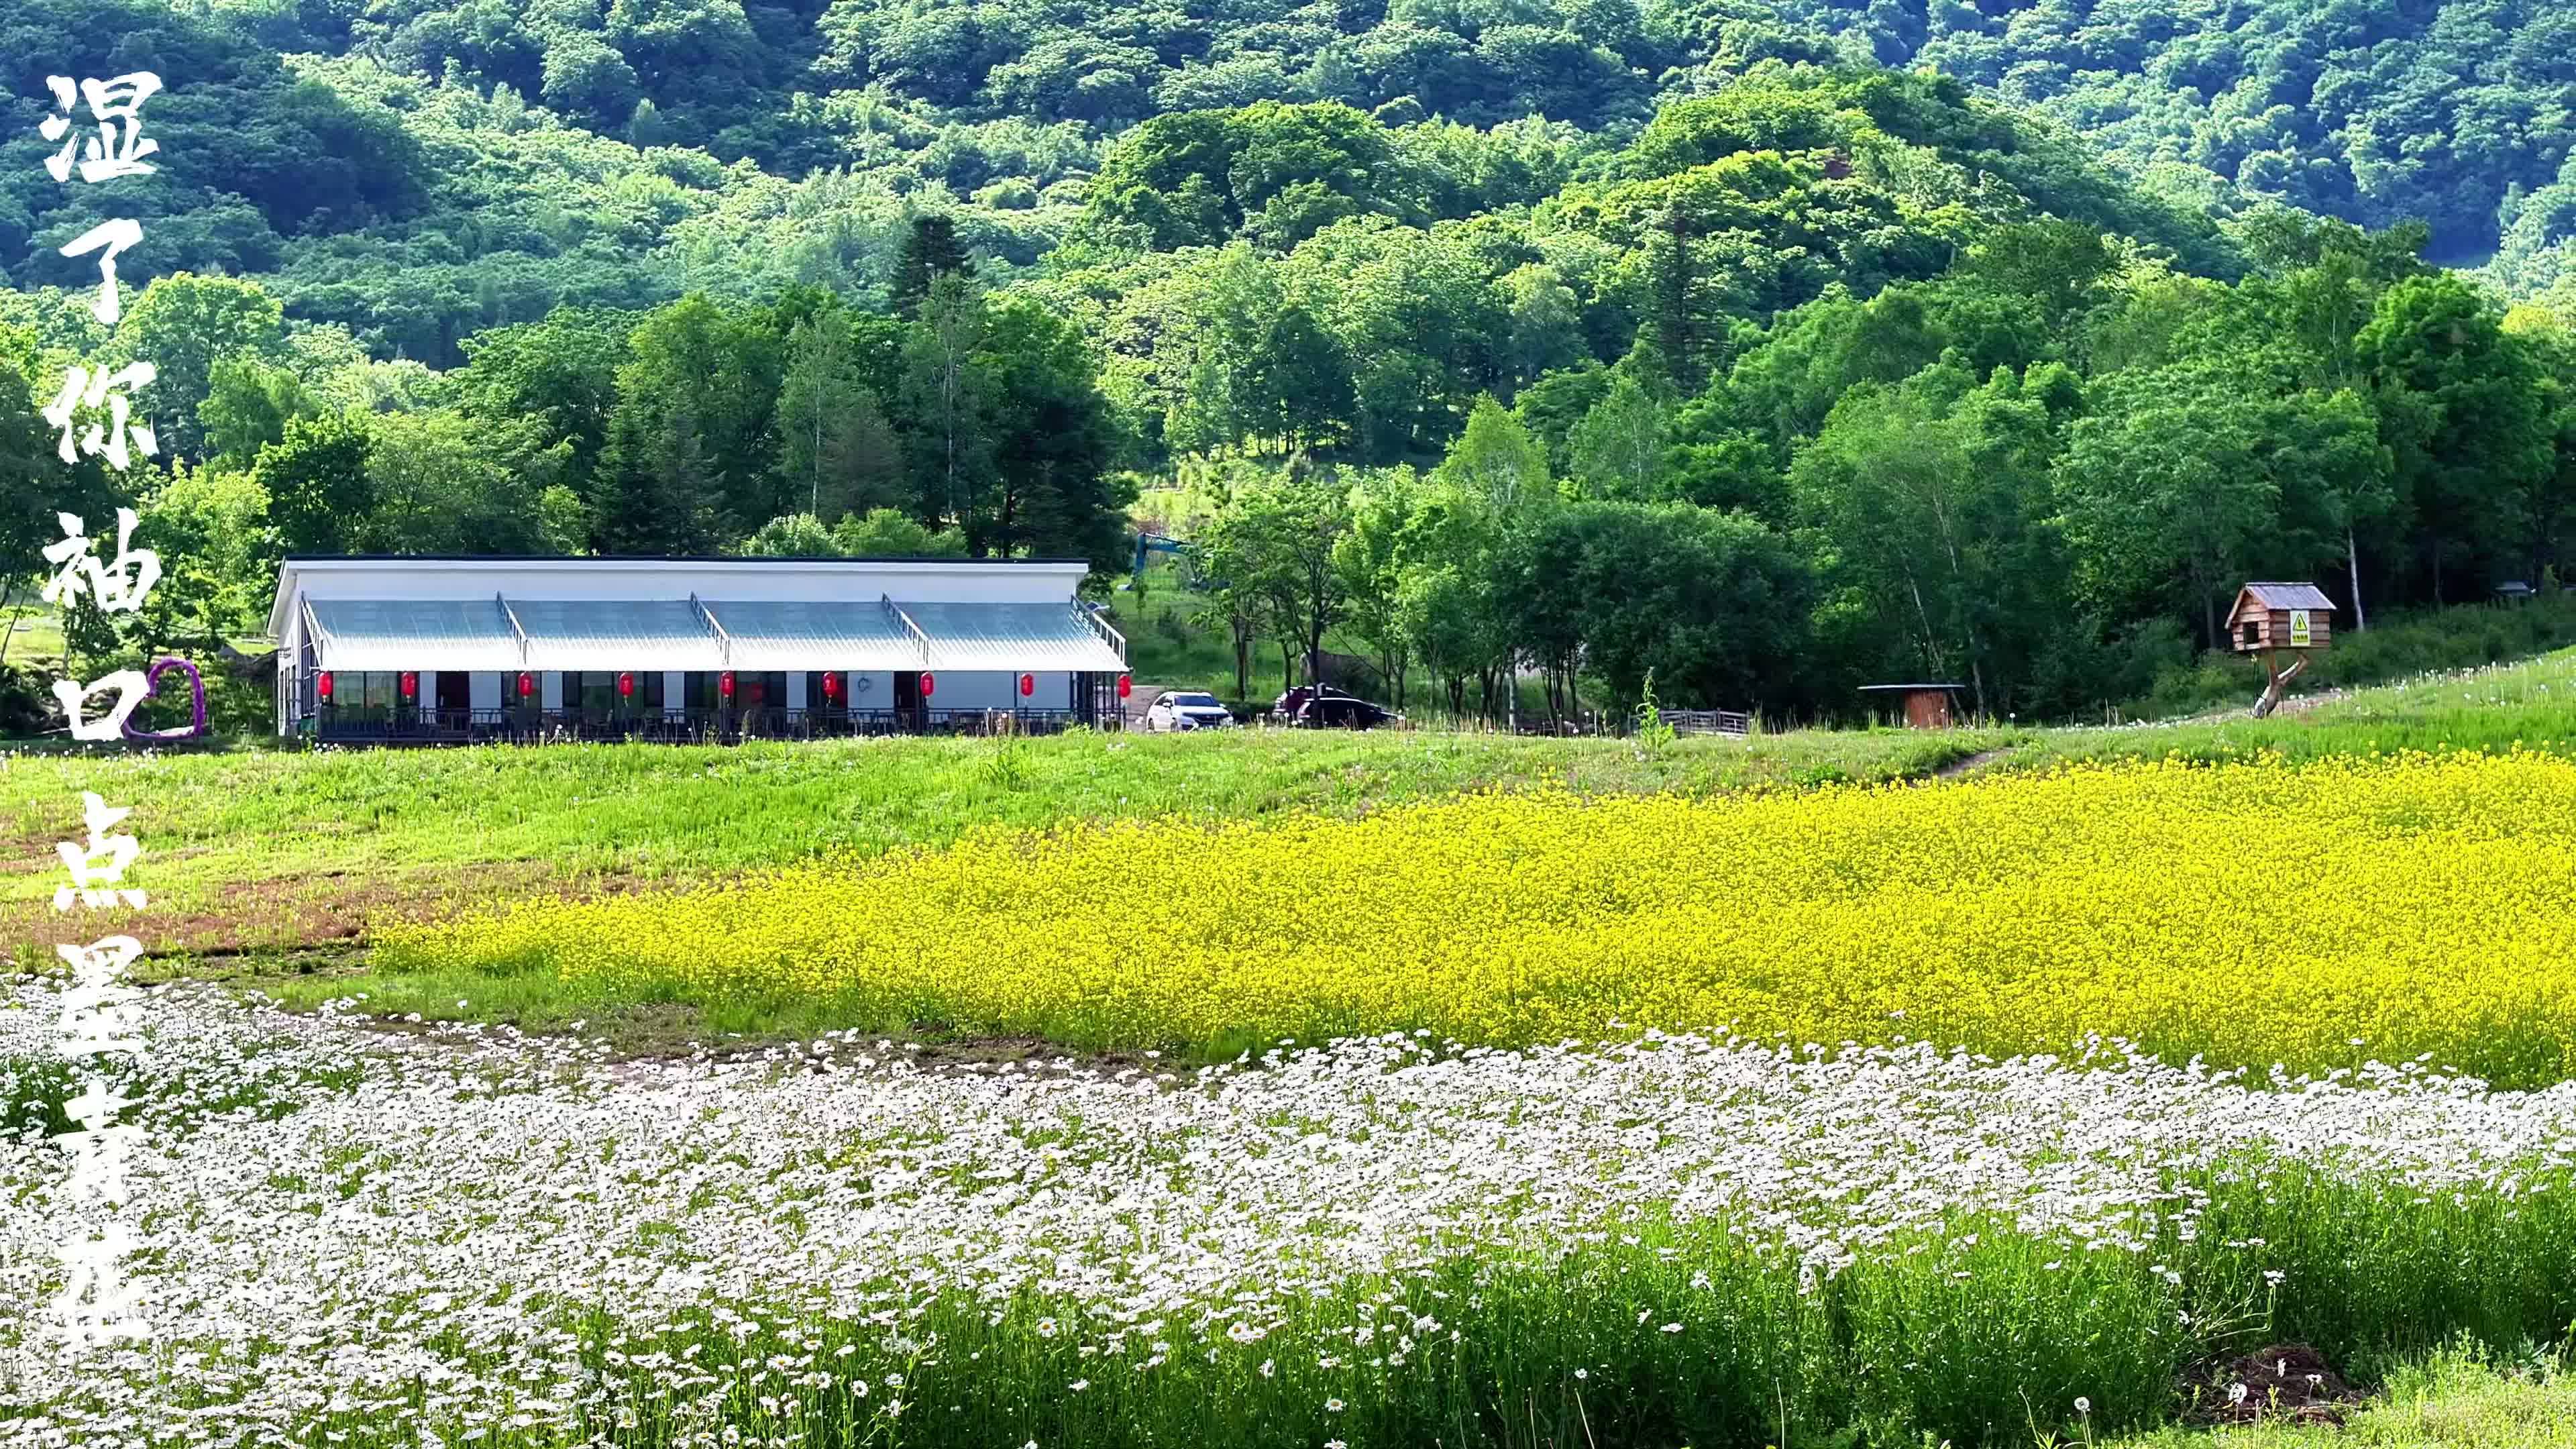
[900,600,1128,673]
[509,598,728,672]
[700,600,926,671]
[307,598,524,672]
[2237,582,2337,612]
[266,555,1097,639]
[280,553,1097,566]
[297,596,1124,675]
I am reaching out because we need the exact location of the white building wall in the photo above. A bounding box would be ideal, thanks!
[270,560,1120,736]
[935,671,1074,712]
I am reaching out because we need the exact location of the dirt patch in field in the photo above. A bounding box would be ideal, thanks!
[189,971,1160,1081]
[1933,747,2015,780]
[2180,1344,2363,1428]
[1,861,678,965]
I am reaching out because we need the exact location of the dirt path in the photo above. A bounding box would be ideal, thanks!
[1933,747,2016,780]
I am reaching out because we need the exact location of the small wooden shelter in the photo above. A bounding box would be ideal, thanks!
[1859,682,1967,730]
[2225,582,2334,718]
[2226,582,2336,653]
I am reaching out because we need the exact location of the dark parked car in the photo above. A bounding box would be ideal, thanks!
[1273,685,1401,730]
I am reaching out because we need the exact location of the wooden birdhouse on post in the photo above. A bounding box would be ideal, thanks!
[2226,582,2335,718]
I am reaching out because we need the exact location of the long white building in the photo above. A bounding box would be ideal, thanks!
[266,556,1130,742]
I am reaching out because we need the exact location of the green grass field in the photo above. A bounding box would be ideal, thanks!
[13,643,2571,1053]
[13,632,2576,1444]
[3,720,2012,961]
[2112,1346,2576,1449]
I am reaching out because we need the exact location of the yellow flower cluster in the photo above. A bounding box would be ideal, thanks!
[382,751,2576,1081]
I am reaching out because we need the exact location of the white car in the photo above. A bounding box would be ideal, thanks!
[1146,690,1236,731]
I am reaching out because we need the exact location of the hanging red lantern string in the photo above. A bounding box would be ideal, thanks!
[517,671,535,698]
[617,670,635,699]
[316,670,334,701]
[1018,672,1034,698]
[399,671,417,700]
[918,672,936,699]
[1116,673,1132,700]
[822,672,841,701]
[718,670,735,700]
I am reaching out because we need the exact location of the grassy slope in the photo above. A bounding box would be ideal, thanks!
[2114,1348,2576,1448]
[11,641,2567,1048]
[4,722,2009,962]
[2020,647,2576,773]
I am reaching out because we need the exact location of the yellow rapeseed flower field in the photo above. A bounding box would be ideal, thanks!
[381,750,2576,1080]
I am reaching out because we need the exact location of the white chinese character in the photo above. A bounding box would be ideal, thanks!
[56,793,146,911]
[55,935,144,986]
[60,219,142,326]
[52,671,149,741]
[59,1001,146,1059]
[57,1120,146,1205]
[60,1077,138,1132]
[55,936,147,1058]
[39,74,162,184]
[52,1224,149,1351]
[42,364,157,470]
[43,511,162,616]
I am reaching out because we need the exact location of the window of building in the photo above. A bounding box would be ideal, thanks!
[327,670,401,722]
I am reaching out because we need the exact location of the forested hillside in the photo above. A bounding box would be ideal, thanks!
[5,0,2573,358]
[2,0,2573,730]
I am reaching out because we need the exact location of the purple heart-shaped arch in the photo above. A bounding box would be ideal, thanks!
[121,657,209,741]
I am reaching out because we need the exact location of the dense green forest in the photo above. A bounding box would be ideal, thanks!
[2,0,2573,727]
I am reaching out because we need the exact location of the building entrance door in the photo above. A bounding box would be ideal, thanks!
[435,672,470,730]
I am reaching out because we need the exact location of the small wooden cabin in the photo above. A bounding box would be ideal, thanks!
[2226,583,2335,653]
[1859,683,1966,730]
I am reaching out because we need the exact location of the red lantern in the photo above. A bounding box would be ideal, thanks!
[315,670,333,701]
[1018,672,1034,698]
[822,672,841,700]
[399,671,417,700]
[1116,673,1132,700]
[718,670,735,700]
[918,672,936,699]
[517,671,535,699]
[617,671,635,699]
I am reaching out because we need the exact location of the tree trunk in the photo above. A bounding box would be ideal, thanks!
[2346,528,2367,631]
[2251,651,2308,718]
